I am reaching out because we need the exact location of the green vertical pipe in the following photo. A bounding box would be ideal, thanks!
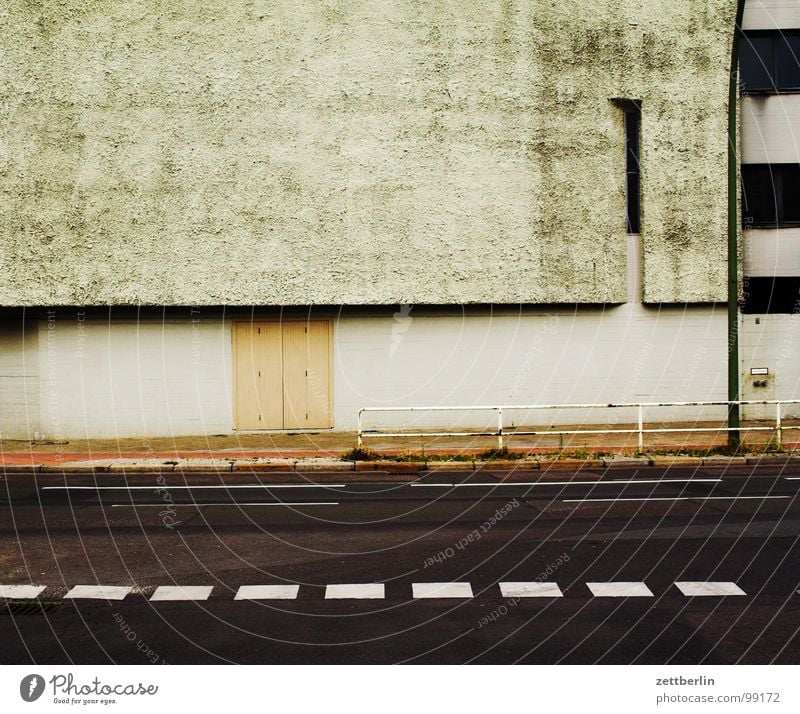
[728,0,746,448]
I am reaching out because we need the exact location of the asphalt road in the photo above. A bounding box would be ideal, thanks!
[1,465,800,664]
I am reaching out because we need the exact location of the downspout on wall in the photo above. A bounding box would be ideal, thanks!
[728,0,746,447]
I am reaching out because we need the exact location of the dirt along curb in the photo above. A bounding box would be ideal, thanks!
[3,453,798,479]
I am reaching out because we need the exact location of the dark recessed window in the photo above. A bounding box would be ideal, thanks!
[742,164,800,228]
[625,105,641,234]
[740,31,800,93]
[742,276,800,314]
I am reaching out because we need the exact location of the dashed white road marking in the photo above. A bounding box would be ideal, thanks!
[674,581,747,596]
[64,585,132,600]
[564,496,790,503]
[150,586,214,601]
[234,585,299,600]
[0,585,46,599]
[411,479,721,488]
[500,582,563,598]
[587,582,654,597]
[325,583,385,599]
[110,502,339,507]
[412,582,474,599]
[44,484,346,490]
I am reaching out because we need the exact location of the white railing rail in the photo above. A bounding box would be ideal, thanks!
[357,400,800,451]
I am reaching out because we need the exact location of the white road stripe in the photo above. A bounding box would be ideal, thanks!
[234,585,299,600]
[500,582,563,598]
[150,586,213,601]
[412,582,473,599]
[43,484,346,490]
[674,581,747,596]
[0,585,46,599]
[587,582,654,597]
[411,479,721,488]
[325,583,385,600]
[110,502,339,507]
[564,496,790,503]
[64,585,132,600]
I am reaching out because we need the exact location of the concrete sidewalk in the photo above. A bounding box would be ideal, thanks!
[1,422,798,474]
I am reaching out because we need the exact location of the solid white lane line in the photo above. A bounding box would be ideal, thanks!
[0,585,46,599]
[564,496,790,503]
[150,586,213,601]
[412,582,473,599]
[64,585,132,601]
[234,585,299,600]
[499,582,563,598]
[325,583,385,600]
[674,581,746,597]
[43,484,346,490]
[410,479,721,488]
[587,582,654,597]
[110,502,339,507]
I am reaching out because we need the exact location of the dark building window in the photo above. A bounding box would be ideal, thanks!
[742,164,800,228]
[625,105,641,234]
[740,31,800,93]
[742,276,800,314]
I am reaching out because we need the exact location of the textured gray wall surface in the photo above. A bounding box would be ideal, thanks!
[0,1,737,306]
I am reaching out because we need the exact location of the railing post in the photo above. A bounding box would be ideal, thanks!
[357,409,363,448]
[637,404,644,453]
[497,407,504,450]
[776,402,783,451]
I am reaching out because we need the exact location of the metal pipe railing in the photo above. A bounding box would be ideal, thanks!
[356,400,800,450]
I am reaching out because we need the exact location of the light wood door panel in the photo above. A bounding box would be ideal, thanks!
[234,320,332,430]
[257,322,283,428]
[281,321,307,430]
[305,321,331,428]
[233,323,260,429]
[233,322,283,429]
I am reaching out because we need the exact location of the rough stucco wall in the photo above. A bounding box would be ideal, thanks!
[0,1,737,306]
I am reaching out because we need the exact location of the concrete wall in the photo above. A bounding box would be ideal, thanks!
[0,319,38,440]
[0,1,737,306]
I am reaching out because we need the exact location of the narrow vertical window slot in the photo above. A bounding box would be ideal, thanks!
[625,104,641,235]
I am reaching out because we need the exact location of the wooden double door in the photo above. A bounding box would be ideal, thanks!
[233,321,332,429]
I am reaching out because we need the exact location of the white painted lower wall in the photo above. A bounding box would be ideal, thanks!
[334,304,729,431]
[742,95,800,165]
[35,314,232,440]
[740,313,800,420]
[0,320,39,440]
[4,305,796,440]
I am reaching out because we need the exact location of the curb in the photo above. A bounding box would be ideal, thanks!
[354,461,424,473]
[650,458,704,468]
[701,457,749,466]
[539,459,605,470]
[232,462,295,472]
[473,460,540,471]
[293,461,355,472]
[745,456,800,466]
[600,457,654,467]
[1,465,42,473]
[424,461,476,471]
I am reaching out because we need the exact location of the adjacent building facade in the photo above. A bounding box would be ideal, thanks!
[0,0,797,439]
